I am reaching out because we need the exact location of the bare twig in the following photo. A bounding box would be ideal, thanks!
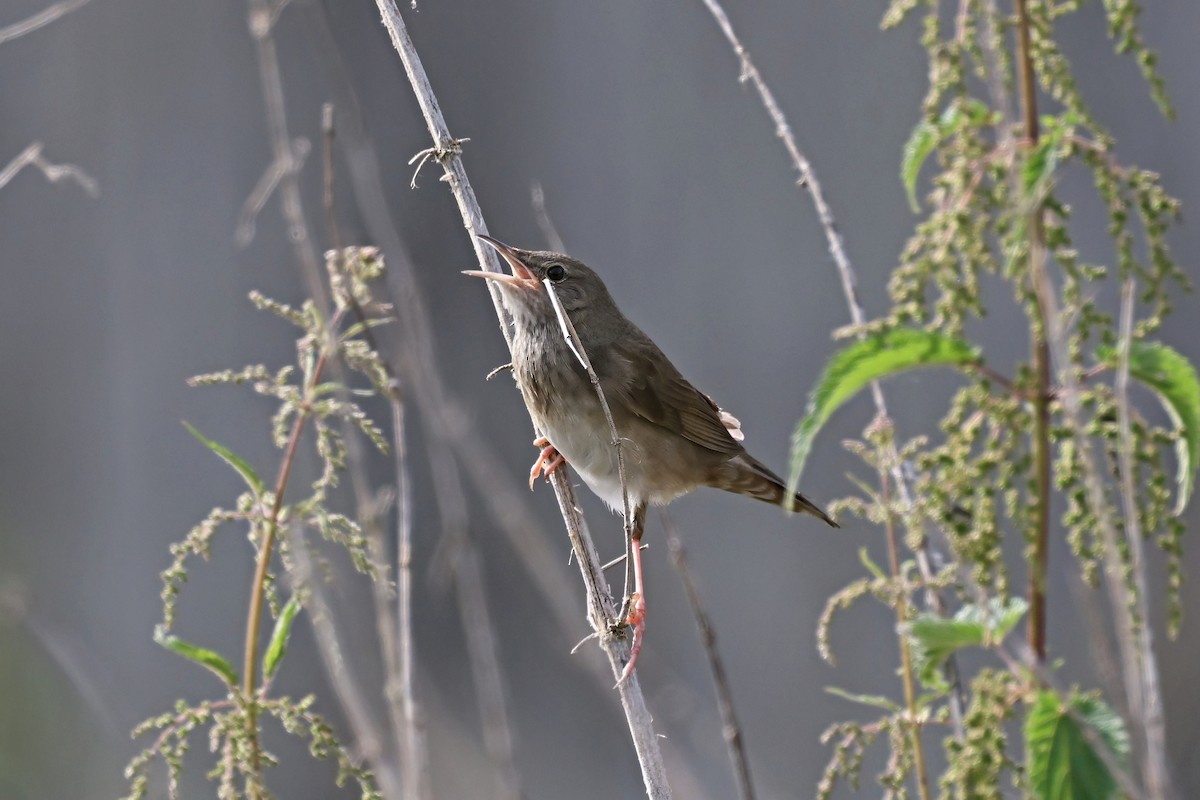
[284,527,402,799]
[0,141,97,196]
[371,2,670,795]
[694,0,966,739]
[1115,279,1172,800]
[0,0,90,45]
[662,513,755,800]
[542,279,636,623]
[531,182,567,252]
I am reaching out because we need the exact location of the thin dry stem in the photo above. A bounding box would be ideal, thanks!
[662,513,756,800]
[285,527,402,799]
[531,182,567,252]
[0,141,97,196]
[1116,279,1172,799]
[0,0,90,45]
[371,2,671,795]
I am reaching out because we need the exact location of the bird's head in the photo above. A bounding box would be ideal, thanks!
[463,235,614,325]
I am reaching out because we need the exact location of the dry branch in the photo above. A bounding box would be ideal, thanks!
[371,2,671,796]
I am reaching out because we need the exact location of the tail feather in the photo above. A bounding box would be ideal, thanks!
[716,454,839,527]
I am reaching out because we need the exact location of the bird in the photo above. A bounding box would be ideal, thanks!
[464,235,836,683]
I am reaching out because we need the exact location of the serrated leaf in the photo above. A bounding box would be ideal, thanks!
[1097,340,1200,514]
[788,328,980,493]
[1026,690,1130,800]
[901,614,985,690]
[263,596,302,682]
[154,625,238,687]
[957,596,1029,643]
[183,421,265,498]
[825,686,901,712]
[901,598,1027,689]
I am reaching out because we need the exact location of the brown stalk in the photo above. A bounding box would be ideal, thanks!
[877,444,931,800]
[242,305,345,787]
[1013,0,1052,667]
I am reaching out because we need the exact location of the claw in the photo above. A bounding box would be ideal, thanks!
[528,438,566,490]
[615,592,646,687]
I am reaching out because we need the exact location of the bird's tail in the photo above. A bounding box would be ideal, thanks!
[713,454,838,527]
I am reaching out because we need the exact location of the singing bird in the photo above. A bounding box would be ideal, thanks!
[465,235,836,682]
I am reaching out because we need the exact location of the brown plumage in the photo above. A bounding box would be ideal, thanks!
[465,235,836,683]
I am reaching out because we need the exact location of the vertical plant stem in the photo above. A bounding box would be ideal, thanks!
[662,514,755,800]
[1116,280,1173,800]
[242,308,345,792]
[878,442,931,800]
[371,3,670,795]
[1013,0,1051,664]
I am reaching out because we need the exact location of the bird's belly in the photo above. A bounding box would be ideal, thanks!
[539,411,704,511]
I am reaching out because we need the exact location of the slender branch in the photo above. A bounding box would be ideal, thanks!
[694,0,966,739]
[0,141,97,196]
[1115,279,1172,800]
[371,3,670,796]
[531,182,567,252]
[662,513,756,800]
[0,0,90,45]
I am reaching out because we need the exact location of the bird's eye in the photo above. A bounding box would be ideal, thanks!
[546,264,567,283]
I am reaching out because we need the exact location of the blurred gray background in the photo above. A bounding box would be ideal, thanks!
[2,0,1198,798]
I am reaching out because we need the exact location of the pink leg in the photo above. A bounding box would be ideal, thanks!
[616,503,648,686]
[528,436,567,490]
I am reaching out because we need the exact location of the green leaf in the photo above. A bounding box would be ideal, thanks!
[183,421,265,498]
[899,101,991,213]
[957,596,1029,643]
[263,596,303,682]
[1026,690,1130,800]
[901,598,1027,689]
[1097,340,1200,515]
[1022,113,1076,203]
[154,625,238,687]
[825,686,901,713]
[789,328,980,492]
[901,119,939,213]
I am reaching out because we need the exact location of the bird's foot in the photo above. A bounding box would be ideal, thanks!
[528,436,566,490]
[613,592,646,687]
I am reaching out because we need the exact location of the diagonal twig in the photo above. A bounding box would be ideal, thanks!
[0,0,90,45]
[0,141,98,196]
[371,2,671,796]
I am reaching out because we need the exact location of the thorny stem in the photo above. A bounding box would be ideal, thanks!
[1014,0,1051,666]
[242,306,346,792]
[371,2,670,795]
[878,449,931,800]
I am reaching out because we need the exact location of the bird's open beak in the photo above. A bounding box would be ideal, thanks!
[462,235,539,289]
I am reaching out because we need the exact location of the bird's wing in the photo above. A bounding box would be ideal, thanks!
[616,344,744,456]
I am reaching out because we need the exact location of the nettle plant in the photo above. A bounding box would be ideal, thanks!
[123,248,389,800]
[788,1,1196,798]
